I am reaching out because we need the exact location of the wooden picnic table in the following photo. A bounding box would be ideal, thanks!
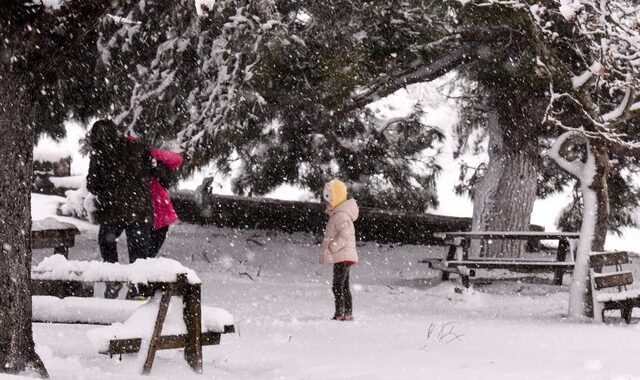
[426,231,581,287]
[32,218,80,258]
[31,256,235,375]
[31,218,86,296]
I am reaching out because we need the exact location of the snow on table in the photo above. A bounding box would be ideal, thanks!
[33,296,144,324]
[49,175,85,189]
[87,295,234,352]
[32,255,201,284]
[32,217,79,232]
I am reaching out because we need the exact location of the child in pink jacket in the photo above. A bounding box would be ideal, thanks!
[148,148,183,257]
[320,179,359,321]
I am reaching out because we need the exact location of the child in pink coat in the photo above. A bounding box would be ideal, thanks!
[148,148,183,257]
[320,179,359,321]
[125,147,182,300]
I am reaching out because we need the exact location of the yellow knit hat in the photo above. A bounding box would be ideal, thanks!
[323,179,348,208]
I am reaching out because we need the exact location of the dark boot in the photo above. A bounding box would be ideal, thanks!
[104,281,123,299]
[125,283,149,301]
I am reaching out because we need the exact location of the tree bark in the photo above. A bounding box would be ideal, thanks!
[471,107,538,258]
[590,141,609,252]
[0,70,48,377]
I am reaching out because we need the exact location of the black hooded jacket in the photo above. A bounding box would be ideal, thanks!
[86,120,154,227]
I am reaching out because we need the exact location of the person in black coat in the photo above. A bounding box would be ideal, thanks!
[86,119,154,298]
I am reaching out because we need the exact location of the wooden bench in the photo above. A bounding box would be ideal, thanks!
[423,231,580,287]
[31,256,235,375]
[589,251,640,324]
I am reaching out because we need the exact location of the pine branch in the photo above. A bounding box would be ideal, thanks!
[318,43,479,136]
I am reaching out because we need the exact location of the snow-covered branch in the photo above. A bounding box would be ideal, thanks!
[319,44,479,134]
[106,14,141,26]
[545,131,590,178]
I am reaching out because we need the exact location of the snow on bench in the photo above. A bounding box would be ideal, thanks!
[33,296,144,324]
[596,288,640,303]
[32,255,201,284]
[87,296,234,353]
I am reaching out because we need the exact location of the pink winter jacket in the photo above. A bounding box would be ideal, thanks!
[320,199,359,265]
[149,149,183,230]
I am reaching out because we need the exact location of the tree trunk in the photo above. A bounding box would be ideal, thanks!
[548,132,609,319]
[573,141,609,318]
[590,142,609,252]
[471,107,538,258]
[0,70,48,377]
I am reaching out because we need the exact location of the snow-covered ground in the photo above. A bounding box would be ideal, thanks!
[18,196,640,380]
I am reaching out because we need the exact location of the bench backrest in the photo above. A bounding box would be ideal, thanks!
[588,251,632,291]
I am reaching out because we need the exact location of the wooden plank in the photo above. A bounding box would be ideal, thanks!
[442,244,458,281]
[553,238,571,285]
[32,236,76,250]
[142,284,173,375]
[104,331,226,355]
[589,251,630,272]
[593,272,633,290]
[182,276,203,374]
[30,279,93,298]
[201,332,221,346]
[107,338,142,354]
[437,231,580,240]
[444,261,575,270]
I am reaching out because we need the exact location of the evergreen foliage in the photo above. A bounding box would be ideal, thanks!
[89,0,457,210]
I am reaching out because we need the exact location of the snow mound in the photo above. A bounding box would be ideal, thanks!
[583,359,604,371]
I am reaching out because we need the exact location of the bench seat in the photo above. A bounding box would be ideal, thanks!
[32,296,144,325]
[87,296,234,354]
[589,251,640,323]
[596,288,640,303]
[423,258,575,287]
[423,258,574,272]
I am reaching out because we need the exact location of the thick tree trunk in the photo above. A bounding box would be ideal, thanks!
[0,70,48,377]
[471,108,538,258]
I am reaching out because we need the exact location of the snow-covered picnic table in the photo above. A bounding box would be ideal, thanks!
[424,231,580,287]
[31,255,234,375]
[32,217,80,258]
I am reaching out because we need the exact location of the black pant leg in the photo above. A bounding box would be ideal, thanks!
[344,265,352,314]
[149,226,169,257]
[125,226,151,263]
[98,224,124,263]
[332,263,348,315]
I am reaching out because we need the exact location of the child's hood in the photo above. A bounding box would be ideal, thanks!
[150,149,183,170]
[334,199,359,221]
